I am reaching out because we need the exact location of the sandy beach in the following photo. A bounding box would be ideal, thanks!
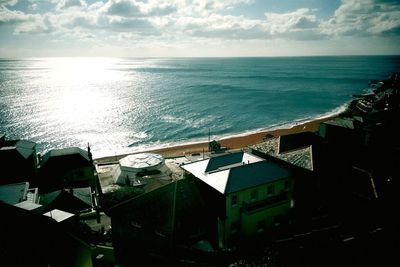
[94,116,333,164]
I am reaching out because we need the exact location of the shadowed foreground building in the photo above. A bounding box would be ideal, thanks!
[182,151,294,248]
[0,137,38,185]
[0,201,93,267]
[106,178,206,266]
[38,147,96,193]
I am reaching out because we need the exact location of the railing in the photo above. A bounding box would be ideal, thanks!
[242,192,290,213]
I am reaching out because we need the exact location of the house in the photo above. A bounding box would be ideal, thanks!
[181,151,294,248]
[0,201,93,267]
[38,147,95,193]
[0,138,38,185]
[39,187,93,214]
[0,182,29,205]
[106,178,206,266]
[318,117,361,146]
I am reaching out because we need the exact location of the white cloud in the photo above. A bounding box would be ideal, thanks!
[101,0,176,17]
[264,8,319,34]
[1,0,399,57]
[14,15,53,34]
[0,0,18,6]
[53,0,87,10]
[321,0,400,36]
[0,6,28,24]
[175,14,265,40]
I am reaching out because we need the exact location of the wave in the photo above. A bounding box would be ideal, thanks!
[93,102,350,159]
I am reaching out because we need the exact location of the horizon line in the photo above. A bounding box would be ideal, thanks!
[1,54,400,60]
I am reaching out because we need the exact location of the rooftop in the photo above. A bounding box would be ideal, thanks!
[43,209,75,223]
[0,182,29,205]
[323,117,355,129]
[119,153,164,169]
[0,140,36,159]
[41,147,90,166]
[182,152,292,194]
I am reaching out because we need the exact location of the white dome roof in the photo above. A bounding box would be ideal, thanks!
[119,153,164,170]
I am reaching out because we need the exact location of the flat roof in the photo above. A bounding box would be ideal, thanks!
[43,209,74,222]
[14,200,42,211]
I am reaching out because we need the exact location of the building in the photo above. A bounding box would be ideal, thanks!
[318,117,361,146]
[0,137,38,185]
[115,153,170,186]
[181,151,294,248]
[0,182,30,205]
[38,147,95,193]
[106,178,206,266]
[39,187,93,214]
[0,201,93,267]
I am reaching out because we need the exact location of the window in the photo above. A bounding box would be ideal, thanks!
[257,220,266,233]
[250,189,258,201]
[231,194,237,206]
[231,221,239,234]
[267,185,274,196]
[284,180,290,190]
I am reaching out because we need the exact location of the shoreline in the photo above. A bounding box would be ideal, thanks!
[94,116,334,164]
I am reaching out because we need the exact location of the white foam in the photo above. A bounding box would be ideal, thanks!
[93,102,350,160]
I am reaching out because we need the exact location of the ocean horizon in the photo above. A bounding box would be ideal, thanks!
[1,56,399,158]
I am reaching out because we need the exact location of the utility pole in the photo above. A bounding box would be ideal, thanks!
[170,180,178,249]
[208,128,211,152]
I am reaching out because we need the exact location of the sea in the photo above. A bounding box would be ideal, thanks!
[1,56,399,158]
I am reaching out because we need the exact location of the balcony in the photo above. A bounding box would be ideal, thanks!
[242,192,290,214]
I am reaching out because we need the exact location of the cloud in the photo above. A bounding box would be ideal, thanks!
[54,0,87,10]
[0,6,28,25]
[175,14,265,40]
[14,14,54,34]
[194,0,254,11]
[101,0,176,17]
[0,0,17,6]
[102,0,142,16]
[1,0,399,55]
[264,8,319,34]
[107,16,160,35]
[320,0,400,36]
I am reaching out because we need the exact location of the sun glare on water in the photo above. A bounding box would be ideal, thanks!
[40,57,122,125]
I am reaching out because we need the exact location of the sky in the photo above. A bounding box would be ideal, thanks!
[0,0,399,57]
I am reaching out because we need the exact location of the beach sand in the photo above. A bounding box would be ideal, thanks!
[95,116,332,164]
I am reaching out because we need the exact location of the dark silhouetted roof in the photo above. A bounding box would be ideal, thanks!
[323,117,355,129]
[0,139,36,159]
[0,182,29,205]
[41,147,90,166]
[39,189,93,213]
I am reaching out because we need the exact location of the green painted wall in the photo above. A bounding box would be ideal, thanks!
[219,177,293,247]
